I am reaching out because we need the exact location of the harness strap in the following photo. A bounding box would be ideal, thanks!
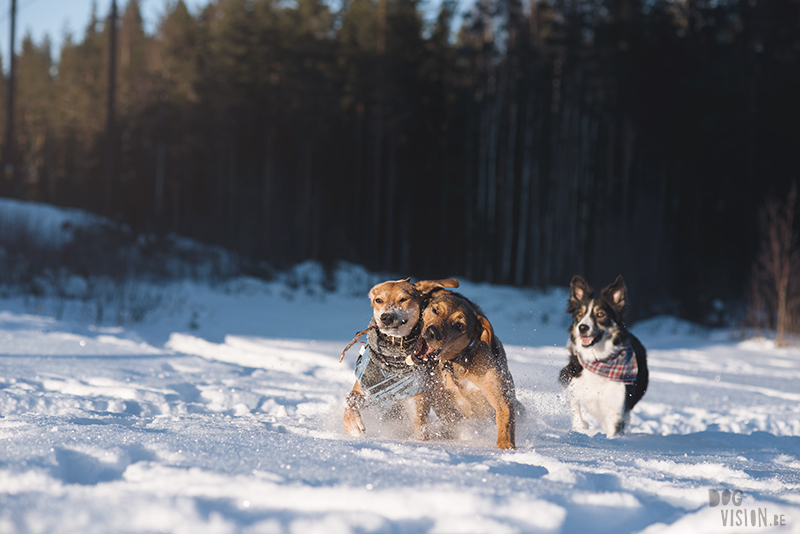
[354,345,429,406]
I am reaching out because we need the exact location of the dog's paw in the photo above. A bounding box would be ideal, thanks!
[413,427,430,442]
[496,438,515,450]
[570,415,589,432]
[343,408,366,436]
[602,419,625,438]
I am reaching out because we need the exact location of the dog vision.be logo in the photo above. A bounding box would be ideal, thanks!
[709,489,787,528]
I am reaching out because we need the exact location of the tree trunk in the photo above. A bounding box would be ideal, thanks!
[464,108,476,279]
[373,0,387,262]
[514,90,535,286]
[486,62,506,281]
[501,98,517,283]
[383,130,398,268]
[154,100,166,224]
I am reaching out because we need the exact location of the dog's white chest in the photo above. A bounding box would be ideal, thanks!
[568,371,626,425]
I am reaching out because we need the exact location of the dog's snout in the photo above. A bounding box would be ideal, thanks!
[425,325,442,342]
[578,324,590,335]
[380,312,396,326]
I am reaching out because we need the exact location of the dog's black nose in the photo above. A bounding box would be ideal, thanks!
[380,312,395,325]
[426,325,442,342]
[578,324,590,335]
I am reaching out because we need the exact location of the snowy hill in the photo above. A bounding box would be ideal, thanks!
[0,202,799,533]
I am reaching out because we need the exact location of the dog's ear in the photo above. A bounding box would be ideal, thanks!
[463,299,494,347]
[568,275,592,312]
[601,275,627,312]
[414,278,459,296]
[570,275,591,301]
[477,313,494,347]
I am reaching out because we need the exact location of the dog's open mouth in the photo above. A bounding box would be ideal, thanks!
[412,338,440,364]
[581,332,603,347]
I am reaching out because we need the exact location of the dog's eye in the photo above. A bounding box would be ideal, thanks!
[455,322,466,333]
[596,310,606,319]
[399,297,408,303]
[432,307,439,316]
[374,298,383,304]
[576,310,585,319]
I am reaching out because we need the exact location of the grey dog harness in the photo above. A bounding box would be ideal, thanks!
[354,321,429,405]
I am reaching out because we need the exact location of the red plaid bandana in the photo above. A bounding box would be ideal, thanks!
[580,343,638,384]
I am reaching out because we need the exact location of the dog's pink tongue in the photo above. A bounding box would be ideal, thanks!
[581,336,595,346]
[413,340,438,361]
[414,340,430,360]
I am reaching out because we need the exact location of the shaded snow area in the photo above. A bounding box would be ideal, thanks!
[1,267,799,533]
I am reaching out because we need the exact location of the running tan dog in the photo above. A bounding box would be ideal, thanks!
[410,291,519,449]
[342,278,459,439]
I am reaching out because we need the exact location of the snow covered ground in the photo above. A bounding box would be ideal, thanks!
[1,261,800,533]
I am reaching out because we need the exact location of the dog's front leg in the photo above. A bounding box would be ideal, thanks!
[598,383,627,437]
[473,369,515,449]
[343,381,366,436]
[601,404,626,438]
[408,393,431,441]
[567,388,589,432]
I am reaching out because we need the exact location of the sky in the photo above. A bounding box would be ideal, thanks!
[0,0,453,72]
[0,0,208,70]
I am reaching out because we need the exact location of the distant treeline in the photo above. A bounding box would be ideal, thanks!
[1,0,799,321]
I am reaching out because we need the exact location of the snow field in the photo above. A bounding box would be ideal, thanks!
[0,270,799,533]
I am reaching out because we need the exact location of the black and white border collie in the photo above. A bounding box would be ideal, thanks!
[559,275,648,437]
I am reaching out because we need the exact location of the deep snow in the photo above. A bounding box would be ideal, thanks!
[0,265,799,534]
[0,204,798,533]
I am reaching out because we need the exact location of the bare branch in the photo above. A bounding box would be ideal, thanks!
[749,183,800,345]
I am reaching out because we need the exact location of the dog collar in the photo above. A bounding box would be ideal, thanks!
[369,318,425,373]
[376,316,423,346]
[456,338,478,365]
[578,342,638,385]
